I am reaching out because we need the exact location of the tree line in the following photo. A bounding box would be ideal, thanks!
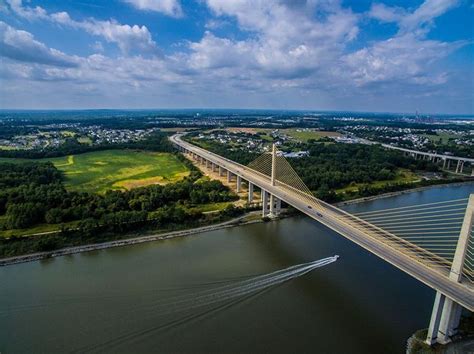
[0,161,237,231]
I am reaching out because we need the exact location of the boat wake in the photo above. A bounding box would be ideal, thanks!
[75,256,339,353]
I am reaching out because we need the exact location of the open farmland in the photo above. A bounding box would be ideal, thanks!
[0,150,190,193]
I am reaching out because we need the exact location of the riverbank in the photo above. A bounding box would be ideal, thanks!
[406,320,474,354]
[2,181,472,266]
[334,180,474,207]
[0,211,267,267]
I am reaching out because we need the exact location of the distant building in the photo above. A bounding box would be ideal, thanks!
[278,151,309,158]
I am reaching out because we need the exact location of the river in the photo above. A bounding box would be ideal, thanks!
[1,183,473,353]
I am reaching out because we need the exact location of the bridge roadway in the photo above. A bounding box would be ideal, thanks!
[170,134,474,312]
[379,143,474,163]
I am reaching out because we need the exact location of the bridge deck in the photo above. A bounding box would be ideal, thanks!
[171,134,474,311]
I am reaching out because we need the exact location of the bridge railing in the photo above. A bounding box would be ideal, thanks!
[176,135,468,284]
[244,163,455,278]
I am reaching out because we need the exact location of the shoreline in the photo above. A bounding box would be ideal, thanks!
[334,180,474,207]
[0,212,265,267]
[2,181,473,267]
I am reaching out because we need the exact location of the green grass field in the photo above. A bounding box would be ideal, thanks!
[283,129,342,142]
[0,150,190,193]
[422,132,459,144]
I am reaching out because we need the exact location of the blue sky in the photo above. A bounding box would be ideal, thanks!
[0,0,472,114]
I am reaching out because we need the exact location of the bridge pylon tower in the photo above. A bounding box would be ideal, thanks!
[426,194,474,345]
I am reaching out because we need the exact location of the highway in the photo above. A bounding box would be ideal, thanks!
[171,133,474,311]
[379,143,474,163]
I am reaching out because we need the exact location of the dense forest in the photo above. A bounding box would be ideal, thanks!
[290,141,439,199]
[0,160,237,228]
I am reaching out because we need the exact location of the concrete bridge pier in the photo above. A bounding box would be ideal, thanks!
[236,176,242,193]
[426,194,474,345]
[219,166,224,177]
[227,171,232,183]
[262,190,270,217]
[248,182,254,203]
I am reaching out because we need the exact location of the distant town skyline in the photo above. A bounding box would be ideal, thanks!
[0,0,473,114]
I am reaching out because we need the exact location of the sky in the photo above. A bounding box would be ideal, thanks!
[0,0,473,114]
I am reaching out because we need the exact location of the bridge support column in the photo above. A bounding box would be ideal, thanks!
[206,160,210,168]
[437,299,462,344]
[442,158,446,169]
[219,166,224,177]
[248,182,254,203]
[426,194,474,345]
[227,170,232,183]
[269,195,281,217]
[276,198,281,213]
[455,160,461,173]
[262,190,269,217]
[426,292,446,345]
[212,163,217,173]
[236,176,242,193]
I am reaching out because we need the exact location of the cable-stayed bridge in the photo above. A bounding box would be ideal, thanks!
[170,133,473,346]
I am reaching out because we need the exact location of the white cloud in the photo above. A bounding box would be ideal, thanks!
[355,0,465,87]
[6,1,159,55]
[399,0,459,32]
[194,0,358,79]
[344,33,463,86]
[122,0,183,17]
[0,0,471,113]
[0,21,78,67]
[4,0,48,20]
[368,3,406,23]
[370,0,460,33]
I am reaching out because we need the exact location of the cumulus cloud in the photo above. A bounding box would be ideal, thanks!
[192,0,358,79]
[5,0,159,55]
[4,0,48,20]
[55,17,159,56]
[344,33,464,86]
[0,21,78,67]
[370,0,460,33]
[122,0,183,17]
[368,3,407,23]
[356,0,465,87]
[0,0,470,112]
[399,0,459,32]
